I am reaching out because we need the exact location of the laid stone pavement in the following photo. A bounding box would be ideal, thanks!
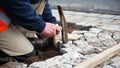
[28,9,120,68]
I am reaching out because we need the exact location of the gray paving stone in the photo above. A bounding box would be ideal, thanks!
[82,46,99,54]
[113,31,120,43]
[60,44,82,54]
[85,53,97,59]
[111,56,120,63]
[102,65,114,68]
[46,56,63,67]
[62,52,85,65]
[66,15,85,23]
[113,15,120,20]
[29,61,47,68]
[84,32,102,46]
[73,40,90,48]
[72,30,88,34]
[48,63,73,68]
[75,21,89,26]
[98,31,117,47]
[89,28,102,33]
[109,20,120,25]
[98,18,114,23]
[73,12,88,16]
[103,60,113,65]
[111,62,120,68]
[86,13,101,17]
[98,14,116,19]
[98,25,120,31]
[81,17,98,22]
[64,11,78,16]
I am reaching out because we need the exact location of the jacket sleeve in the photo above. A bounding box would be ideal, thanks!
[0,0,46,33]
[42,0,57,24]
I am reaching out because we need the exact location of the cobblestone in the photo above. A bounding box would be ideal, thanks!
[102,65,114,68]
[98,14,116,19]
[113,15,120,20]
[29,9,120,68]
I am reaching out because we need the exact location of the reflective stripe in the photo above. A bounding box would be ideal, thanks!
[0,11,10,32]
[0,11,10,25]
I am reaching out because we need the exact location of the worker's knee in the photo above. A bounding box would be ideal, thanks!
[0,49,35,64]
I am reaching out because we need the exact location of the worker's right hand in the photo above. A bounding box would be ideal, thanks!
[41,22,61,38]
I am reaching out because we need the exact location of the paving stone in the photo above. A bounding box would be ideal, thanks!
[72,30,86,40]
[113,31,120,43]
[112,15,120,20]
[98,14,115,19]
[111,62,120,68]
[29,61,47,68]
[84,32,102,46]
[108,20,120,26]
[94,47,104,52]
[85,53,97,59]
[86,13,101,17]
[73,40,90,48]
[52,9,58,14]
[72,30,88,34]
[98,18,114,23]
[92,19,104,27]
[103,60,113,65]
[98,25,120,31]
[60,44,82,54]
[73,40,99,54]
[46,56,63,67]
[89,28,102,33]
[98,31,117,47]
[82,46,100,54]
[102,65,114,68]
[111,56,120,63]
[64,11,78,16]
[73,12,88,16]
[62,43,75,48]
[66,15,85,23]
[81,17,98,22]
[66,41,73,45]
[48,63,72,68]
[0,62,27,68]
[62,52,85,65]
[75,21,90,26]
[111,20,120,25]
[87,22,101,26]
[65,15,75,22]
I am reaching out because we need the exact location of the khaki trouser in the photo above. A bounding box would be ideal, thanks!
[0,24,34,56]
[0,2,45,56]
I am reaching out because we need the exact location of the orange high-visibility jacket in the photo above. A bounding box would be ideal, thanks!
[0,7,10,32]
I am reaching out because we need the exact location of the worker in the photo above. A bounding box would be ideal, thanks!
[0,0,61,64]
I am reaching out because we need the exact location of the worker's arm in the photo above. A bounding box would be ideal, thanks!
[42,0,57,24]
[0,0,45,33]
[0,0,61,37]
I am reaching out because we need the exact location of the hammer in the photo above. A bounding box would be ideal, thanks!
[53,5,68,49]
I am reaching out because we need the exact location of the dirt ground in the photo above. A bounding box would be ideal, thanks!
[24,47,61,65]
[0,46,61,68]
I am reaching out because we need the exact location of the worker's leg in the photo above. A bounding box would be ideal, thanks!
[0,24,35,62]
